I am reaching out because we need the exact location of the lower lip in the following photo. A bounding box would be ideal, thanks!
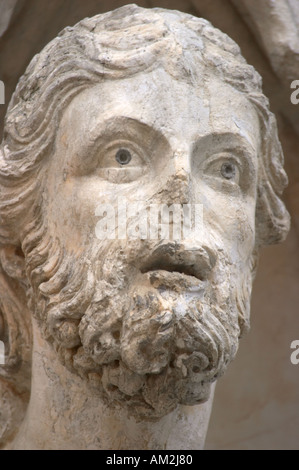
[145,270,205,292]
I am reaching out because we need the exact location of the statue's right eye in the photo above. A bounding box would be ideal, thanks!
[95,140,147,184]
[64,119,171,182]
[115,148,132,165]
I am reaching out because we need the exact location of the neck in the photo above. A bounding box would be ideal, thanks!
[9,320,214,450]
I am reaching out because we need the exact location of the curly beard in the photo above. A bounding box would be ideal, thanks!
[24,220,253,420]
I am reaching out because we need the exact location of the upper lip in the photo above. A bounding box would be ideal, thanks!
[140,243,215,281]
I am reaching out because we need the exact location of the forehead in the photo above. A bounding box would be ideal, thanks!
[59,67,261,153]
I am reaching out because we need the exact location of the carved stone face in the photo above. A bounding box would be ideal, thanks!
[47,67,259,247]
[30,67,260,418]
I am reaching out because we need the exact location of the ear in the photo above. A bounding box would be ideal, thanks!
[0,244,26,282]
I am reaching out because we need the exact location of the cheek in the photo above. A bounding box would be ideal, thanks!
[202,195,256,264]
[45,178,98,249]
[234,206,255,261]
[46,177,140,248]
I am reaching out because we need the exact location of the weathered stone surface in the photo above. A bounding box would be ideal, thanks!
[0,4,293,450]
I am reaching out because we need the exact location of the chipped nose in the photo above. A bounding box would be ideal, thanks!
[156,167,192,206]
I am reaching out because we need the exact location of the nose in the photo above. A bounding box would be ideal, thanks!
[173,146,192,179]
[155,146,193,205]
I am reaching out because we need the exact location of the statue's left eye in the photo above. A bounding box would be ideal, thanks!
[220,162,236,180]
[200,154,241,188]
[115,148,132,165]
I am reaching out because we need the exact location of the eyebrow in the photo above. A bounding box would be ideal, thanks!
[88,116,157,142]
[193,131,258,168]
[78,116,169,161]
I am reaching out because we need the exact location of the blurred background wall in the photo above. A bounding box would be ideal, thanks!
[0,0,298,450]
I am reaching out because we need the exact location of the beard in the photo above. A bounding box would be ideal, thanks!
[24,221,253,420]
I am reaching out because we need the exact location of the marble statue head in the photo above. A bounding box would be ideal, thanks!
[0,4,290,443]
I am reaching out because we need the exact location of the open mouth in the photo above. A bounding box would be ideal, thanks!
[141,261,202,281]
[139,243,210,292]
